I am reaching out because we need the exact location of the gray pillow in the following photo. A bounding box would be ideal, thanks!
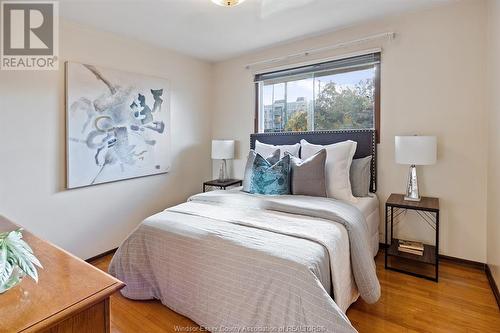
[350,156,372,197]
[242,149,280,192]
[288,149,327,197]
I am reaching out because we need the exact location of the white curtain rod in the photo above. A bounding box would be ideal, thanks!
[244,31,396,70]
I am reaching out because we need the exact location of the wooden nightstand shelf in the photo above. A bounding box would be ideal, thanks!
[385,193,440,282]
[203,179,242,192]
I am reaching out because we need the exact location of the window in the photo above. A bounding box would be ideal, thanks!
[255,53,380,141]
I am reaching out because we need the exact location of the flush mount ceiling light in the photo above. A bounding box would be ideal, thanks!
[211,0,246,7]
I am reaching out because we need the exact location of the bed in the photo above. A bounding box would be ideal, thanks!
[249,130,380,257]
[109,130,380,333]
[355,194,380,256]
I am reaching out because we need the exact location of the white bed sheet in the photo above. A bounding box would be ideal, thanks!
[351,193,380,256]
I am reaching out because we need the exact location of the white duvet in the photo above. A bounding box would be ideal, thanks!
[109,190,380,333]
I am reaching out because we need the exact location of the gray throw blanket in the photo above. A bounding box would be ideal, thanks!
[109,190,380,333]
[187,190,381,304]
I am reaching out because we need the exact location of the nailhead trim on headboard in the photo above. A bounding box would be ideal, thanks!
[250,129,377,193]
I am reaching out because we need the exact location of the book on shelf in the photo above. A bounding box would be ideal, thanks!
[398,239,424,251]
[398,246,424,256]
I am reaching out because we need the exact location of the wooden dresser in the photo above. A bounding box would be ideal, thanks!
[0,217,125,333]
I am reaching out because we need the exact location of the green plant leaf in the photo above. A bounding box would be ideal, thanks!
[0,242,6,275]
[2,229,42,283]
[10,234,42,268]
[0,254,13,287]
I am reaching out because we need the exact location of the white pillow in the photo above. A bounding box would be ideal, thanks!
[300,139,357,203]
[255,140,300,158]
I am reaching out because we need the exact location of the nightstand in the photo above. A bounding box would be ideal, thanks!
[385,193,440,282]
[203,179,242,192]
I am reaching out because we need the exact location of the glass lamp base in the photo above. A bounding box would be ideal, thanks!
[218,159,227,181]
[404,164,420,201]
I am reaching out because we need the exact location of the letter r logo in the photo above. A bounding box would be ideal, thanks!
[2,2,54,56]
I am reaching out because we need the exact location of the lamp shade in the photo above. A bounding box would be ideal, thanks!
[211,140,235,160]
[395,136,437,165]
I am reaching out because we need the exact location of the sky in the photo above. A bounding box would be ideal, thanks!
[262,67,375,105]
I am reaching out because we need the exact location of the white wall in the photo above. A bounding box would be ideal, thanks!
[0,1,492,265]
[0,21,213,260]
[487,0,500,286]
[212,0,488,262]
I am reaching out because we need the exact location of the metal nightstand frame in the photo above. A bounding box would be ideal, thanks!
[203,179,242,192]
[384,194,440,282]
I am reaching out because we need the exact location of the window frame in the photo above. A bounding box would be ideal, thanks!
[254,53,381,143]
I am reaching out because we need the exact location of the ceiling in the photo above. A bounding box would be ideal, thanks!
[59,0,454,62]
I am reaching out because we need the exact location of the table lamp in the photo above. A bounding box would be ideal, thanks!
[395,136,437,201]
[212,140,235,181]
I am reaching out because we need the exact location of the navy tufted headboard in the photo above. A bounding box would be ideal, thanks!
[250,129,377,193]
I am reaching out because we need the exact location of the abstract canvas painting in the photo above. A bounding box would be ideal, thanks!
[66,62,171,188]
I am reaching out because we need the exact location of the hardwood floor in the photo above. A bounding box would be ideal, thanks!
[91,253,500,333]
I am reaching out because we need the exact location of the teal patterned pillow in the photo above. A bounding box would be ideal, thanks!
[249,154,291,195]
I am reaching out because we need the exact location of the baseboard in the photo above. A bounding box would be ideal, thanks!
[85,248,117,263]
[486,265,500,310]
[439,254,485,270]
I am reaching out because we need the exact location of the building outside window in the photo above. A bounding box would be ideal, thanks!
[255,53,380,139]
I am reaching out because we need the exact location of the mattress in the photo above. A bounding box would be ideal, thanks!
[351,193,380,256]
